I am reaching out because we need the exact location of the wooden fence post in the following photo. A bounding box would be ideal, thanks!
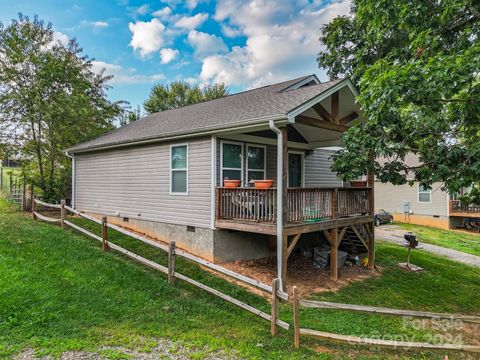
[101,216,109,251]
[9,173,12,195]
[21,175,26,211]
[293,286,300,349]
[29,184,34,211]
[60,199,66,229]
[32,196,36,220]
[168,241,176,284]
[271,278,279,336]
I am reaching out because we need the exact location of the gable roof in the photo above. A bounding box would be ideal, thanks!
[68,75,351,153]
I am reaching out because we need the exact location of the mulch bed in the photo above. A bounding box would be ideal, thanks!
[223,253,381,298]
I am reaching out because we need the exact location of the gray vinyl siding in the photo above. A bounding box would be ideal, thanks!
[74,137,212,228]
[375,182,449,217]
[304,149,343,187]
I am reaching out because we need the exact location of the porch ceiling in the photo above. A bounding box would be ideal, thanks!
[291,83,364,147]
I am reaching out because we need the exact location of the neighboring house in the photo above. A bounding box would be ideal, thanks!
[67,75,375,286]
[374,154,480,230]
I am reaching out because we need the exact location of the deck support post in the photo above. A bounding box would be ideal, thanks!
[101,216,109,251]
[367,153,375,270]
[330,227,339,281]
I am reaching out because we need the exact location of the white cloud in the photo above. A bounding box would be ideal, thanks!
[187,30,227,59]
[53,31,69,45]
[152,7,172,18]
[91,21,109,28]
[160,48,179,64]
[174,13,208,30]
[186,0,199,9]
[132,4,150,16]
[91,60,165,84]
[200,0,350,87]
[128,18,167,57]
[220,24,241,38]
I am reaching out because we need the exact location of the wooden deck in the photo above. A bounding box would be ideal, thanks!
[215,186,372,235]
[450,200,480,218]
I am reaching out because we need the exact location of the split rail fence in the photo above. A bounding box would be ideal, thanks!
[31,198,480,354]
[32,198,290,336]
[292,286,480,353]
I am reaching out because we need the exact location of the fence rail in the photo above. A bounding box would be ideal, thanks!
[33,198,290,334]
[292,287,480,353]
[216,187,371,223]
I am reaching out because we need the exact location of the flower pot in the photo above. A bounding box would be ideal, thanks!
[253,180,274,189]
[224,180,241,188]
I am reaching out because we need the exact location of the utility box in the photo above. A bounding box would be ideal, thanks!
[403,200,410,214]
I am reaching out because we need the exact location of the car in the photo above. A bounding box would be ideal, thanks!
[374,209,393,226]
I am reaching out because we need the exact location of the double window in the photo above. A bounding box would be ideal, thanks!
[418,184,431,203]
[170,144,188,194]
[221,141,266,185]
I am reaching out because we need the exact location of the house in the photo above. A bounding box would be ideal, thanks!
[66,75,375,289]
[375,154,480,230]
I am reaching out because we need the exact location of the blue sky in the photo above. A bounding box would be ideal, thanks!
[0,0,350,111]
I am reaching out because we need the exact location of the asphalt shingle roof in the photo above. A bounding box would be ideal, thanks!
[68,75,344,153]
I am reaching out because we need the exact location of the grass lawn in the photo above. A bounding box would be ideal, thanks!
[1,199,479,359]
[395,222,480,257]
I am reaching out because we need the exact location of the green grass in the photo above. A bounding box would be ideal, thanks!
[395,222,480,257]
[1,199,479,359]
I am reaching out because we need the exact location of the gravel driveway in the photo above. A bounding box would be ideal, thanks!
[376,225,480,267]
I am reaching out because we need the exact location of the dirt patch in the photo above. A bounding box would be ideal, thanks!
[222,254,381,298]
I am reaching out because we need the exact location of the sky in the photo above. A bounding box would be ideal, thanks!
[0,0,351,111]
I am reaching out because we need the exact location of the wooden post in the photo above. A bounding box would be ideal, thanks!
[293,286,300,349]
[271,278,279,336]
[60,200,66,229]
[29,184,34,211]
[281,126,288,286]
[9,173,12,194]
[101,216,109,251]
[367,153,375,270]
[21,175,26,211]
[330,228,339,281]
[32,195,36,220]
[168,241,176,284]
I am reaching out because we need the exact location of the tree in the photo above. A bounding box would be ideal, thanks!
[0,14,122,201]
[143,80,228,114]
[318,0,480,202]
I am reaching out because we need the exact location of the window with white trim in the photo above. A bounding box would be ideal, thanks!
[170,144,188,194]
[418,184,431,203]
[221,142,243,184]
[246,145,266,183]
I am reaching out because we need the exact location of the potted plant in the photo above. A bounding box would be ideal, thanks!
[224,179,241,188]
[253,180,274,189]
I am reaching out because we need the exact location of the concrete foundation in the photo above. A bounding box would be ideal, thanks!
[392,213,450,230]
[94,214,274,263]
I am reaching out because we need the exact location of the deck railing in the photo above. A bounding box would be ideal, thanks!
[450,200,480,215]
[216,187,371,223]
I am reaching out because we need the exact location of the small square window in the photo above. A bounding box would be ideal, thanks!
[418,185,431,203]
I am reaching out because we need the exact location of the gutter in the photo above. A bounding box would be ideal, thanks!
[269,120,285,291]
[65,151,75,209]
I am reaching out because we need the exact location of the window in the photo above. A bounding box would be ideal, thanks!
[221,141,243,184]
[418,184,431,203]
[170,144,188,194]
[246,145,265,182]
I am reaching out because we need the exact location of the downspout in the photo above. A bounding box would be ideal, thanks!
[269,120,284,291]
[65,151,75,208]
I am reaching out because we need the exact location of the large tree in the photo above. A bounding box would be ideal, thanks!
[144,80,228,114]
[0,14,122,201]
[318,0,480,201]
